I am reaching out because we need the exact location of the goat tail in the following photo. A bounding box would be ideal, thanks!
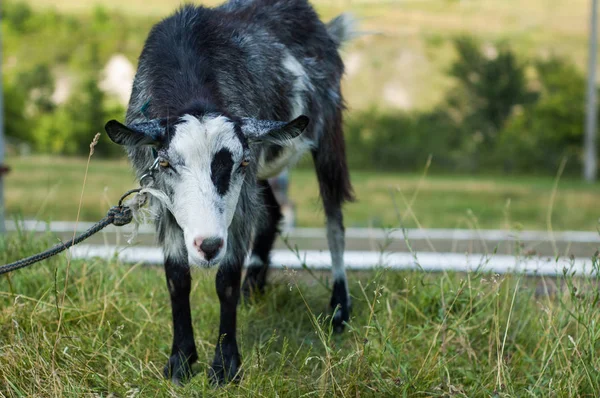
[326,13,357,47]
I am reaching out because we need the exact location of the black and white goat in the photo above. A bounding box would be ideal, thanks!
[105,0,355,384]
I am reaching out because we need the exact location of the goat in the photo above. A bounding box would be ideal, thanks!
[105,0,355,385]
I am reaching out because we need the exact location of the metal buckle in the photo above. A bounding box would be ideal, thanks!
[139,157,160,187]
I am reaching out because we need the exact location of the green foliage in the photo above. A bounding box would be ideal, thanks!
[32,85,124,157]
[448,36,536,138]
[2,1,598,173]
[34,107,79,154]
[1,1,33,33]
[16,63,56,114]
[3,1,128,157]
[345,108,464,172]
[17,39,125,157]
[343,36,595,175]
[499,57,593,174]
[343,37,540,173]
[2,76,31,142]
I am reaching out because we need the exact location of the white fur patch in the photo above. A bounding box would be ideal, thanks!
[257,52,314,179]
[257,137,313,179]
[165,115,245,266]
[245,254,264,269]
[327,219,347,281]
[281,52,310,119]
[162,221,186,262]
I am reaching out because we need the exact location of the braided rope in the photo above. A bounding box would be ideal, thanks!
[0,205,133,276]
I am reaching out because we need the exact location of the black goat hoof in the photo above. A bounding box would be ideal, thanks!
[331,303,351,333]
[210,345,241,385]
[164,353,197,385]
[241,267,267,303]
[330,279,351,333]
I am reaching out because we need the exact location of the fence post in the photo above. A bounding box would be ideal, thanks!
[584,0,598,182]
[0,12,6,233]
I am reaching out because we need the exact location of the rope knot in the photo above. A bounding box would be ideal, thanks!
[1,188,140,275]
[108,206,133,226]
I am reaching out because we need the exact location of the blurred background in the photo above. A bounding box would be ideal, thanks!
[2,0,600,233]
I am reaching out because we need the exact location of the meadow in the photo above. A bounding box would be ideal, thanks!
[3,1,600,395]
[1,231,599,396]
[5,155,600,231]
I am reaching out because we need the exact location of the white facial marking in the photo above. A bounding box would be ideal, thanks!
[165,114,245,267]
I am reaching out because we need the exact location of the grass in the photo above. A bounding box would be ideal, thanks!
[14,0,599,112]
[1,231,600,396]
[5,155,600,231]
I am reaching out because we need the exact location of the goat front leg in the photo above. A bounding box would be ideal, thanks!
[163,255,198,384]
[210,257,243,384]
[160,215,197,385]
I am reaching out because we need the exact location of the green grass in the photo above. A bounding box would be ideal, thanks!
[1,232,600,396]
[5,155,600,231]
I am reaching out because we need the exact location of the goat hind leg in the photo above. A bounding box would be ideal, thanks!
[312,112,354,333]
[242,179,282,300]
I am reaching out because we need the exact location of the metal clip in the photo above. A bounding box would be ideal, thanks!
[139,157,160,187]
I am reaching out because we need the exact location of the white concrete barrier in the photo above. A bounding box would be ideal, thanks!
[68,244,598,277]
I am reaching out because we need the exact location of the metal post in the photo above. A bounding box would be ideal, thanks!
[584,0,598,182]
[0,6,5,233]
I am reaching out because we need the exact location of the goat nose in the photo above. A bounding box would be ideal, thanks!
[199,237,223,261]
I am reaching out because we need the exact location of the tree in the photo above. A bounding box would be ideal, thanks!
[448,36,536,148]
[499,57,594,174]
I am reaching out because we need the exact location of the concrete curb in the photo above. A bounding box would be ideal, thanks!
[68,245,598,277]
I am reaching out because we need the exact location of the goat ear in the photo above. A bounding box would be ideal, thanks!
[105,119,165,147]
[241,115,309,145]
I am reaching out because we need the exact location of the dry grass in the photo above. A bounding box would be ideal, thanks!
[1,232,600,396]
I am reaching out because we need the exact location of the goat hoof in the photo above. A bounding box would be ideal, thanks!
[241,269,267,302]
[241,281,265,303]
[210,349,241,385]
[331,304,350,333]
[164,353,197,385]
[330,279,351,333]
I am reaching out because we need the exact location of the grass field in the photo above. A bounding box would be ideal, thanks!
[5,155,600,231]
[1,232,600,396]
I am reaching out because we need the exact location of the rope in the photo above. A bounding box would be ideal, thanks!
[0,190,139,276]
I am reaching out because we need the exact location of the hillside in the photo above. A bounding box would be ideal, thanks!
[15,0,597,112]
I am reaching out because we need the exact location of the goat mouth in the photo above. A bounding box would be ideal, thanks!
[189,255,222,269]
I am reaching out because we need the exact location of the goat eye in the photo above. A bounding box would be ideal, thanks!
[159,159,169,168]
[241,159,250,167]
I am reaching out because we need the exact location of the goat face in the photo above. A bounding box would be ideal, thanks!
[106,113,308,267]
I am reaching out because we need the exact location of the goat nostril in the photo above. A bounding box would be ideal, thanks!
[200,237,223,261]
[193,237,204,250]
